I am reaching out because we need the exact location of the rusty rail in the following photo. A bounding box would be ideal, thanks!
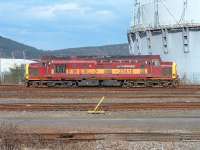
[0,102,200,111]
[11,132,200,142]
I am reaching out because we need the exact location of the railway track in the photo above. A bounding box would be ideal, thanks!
[13,132,200,142]
[1,102,200,111]
[1,85,200,91]
[0,85,200,99]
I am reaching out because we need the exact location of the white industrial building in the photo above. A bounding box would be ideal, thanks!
[128,0,200,84]
[0,58,35,83]
[0,58,34,73]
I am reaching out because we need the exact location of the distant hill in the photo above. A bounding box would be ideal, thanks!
[0,36,44,59]
[0,36,130,59]
[48,44,130,57]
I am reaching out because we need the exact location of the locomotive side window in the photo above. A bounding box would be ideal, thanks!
[152,60,160,67]
[141,64,145,68]
[72,64,77,68]
[42,63,46,67]
[82,64,89,68]
[55,65,66,73]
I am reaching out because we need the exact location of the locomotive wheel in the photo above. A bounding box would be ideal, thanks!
[161,81,170,88]
[25,81,30,87]
[32,82,39,88]
[172,80,179,88]
[122,81,131,88]
[47,82,55,87]
[146,81,154,87]
[134,81,146,88]
[71,81,78,88]
[98,80,103,87]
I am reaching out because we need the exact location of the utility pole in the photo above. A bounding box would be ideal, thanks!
[12,51,15,59]
[22,51,26,84]
[23,51,26,60]
[0,52,1,84]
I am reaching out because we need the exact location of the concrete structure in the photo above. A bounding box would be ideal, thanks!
[128,0,200,84]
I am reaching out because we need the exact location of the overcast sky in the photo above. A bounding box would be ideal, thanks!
[0,0,133,50]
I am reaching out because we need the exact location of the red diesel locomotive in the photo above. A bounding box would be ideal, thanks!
[25,55,179,88]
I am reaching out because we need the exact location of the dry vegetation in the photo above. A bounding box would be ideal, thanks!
[0,122,200,150]
[0,122,97,150]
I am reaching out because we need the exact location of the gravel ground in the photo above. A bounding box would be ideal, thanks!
[0,110,200,119]
[22,140,200,150]
[11,118,200,133]
[0,110,200,134]
[95,141,200,150]
[1,86,200,148]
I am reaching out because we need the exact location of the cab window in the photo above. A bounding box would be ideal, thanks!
[55,65,66,73]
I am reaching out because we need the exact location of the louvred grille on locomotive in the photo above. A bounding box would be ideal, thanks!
[30,68,39,76]
[162,68,172,77]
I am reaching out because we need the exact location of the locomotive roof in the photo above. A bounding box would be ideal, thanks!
[41,55,161,61]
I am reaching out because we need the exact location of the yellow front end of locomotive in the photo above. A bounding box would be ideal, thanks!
[172,62,178,79]
[25,64,29,80]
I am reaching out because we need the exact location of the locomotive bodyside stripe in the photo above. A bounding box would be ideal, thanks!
[66,69,148,75]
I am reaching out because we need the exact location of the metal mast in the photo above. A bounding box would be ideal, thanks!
[133,0,137,26]
[183,0,188,23]
[134,0,141,26]
[154,0,159,27]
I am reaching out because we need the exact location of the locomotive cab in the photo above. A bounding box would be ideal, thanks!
[25,62,47,87]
